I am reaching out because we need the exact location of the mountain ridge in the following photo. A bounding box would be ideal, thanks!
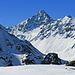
[1,10,75,62]
[5,10,75,41]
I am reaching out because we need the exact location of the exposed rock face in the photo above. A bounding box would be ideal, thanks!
[21,53,43,65]
[41,53,68,65]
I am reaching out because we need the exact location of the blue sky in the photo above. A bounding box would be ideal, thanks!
[0,0,75,27]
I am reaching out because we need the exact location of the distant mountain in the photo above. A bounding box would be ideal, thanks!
[5,10,75,61]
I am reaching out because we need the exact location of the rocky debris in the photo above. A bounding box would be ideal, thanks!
[22,54,35,65]
[41,53,68,65]
[21,53,43,65]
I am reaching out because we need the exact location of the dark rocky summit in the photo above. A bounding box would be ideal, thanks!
[41,53,68,65]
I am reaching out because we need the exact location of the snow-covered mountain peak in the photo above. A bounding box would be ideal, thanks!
[37,10,53,21]
[39,10,46,13]
[61,15,72,25]
[5,10,54,40]
[38,10,49,17]
[63,15,72,20]
[65,15,72,18]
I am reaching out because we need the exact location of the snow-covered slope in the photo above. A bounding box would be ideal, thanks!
[0,27,45,66]
[5,10,75,61]
[0,65,75,75]
[30,15,75,61]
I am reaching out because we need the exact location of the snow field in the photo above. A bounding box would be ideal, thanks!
[0,65,75,75]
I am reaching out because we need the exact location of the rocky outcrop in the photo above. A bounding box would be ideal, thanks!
[21,53,43,65]
[41,53,68,65]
